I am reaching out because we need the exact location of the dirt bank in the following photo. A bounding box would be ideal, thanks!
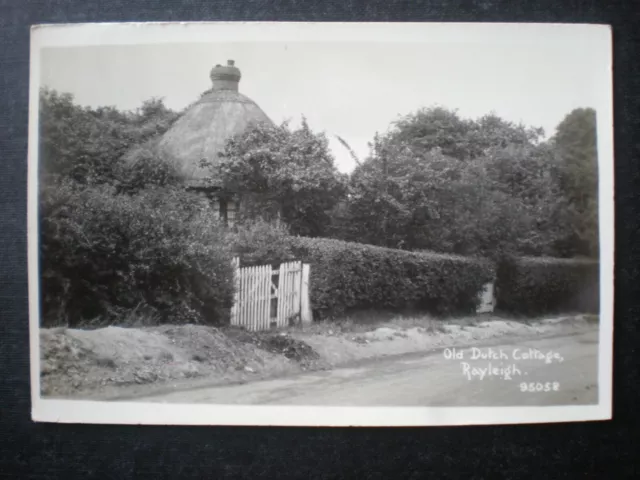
[40,325,329,398]
[40,314,597,399]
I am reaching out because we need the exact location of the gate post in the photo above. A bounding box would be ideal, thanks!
[230,257,240,325]
[300,263,313,324]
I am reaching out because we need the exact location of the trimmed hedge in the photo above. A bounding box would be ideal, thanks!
[294,237,494,318]
[230,223,493,319]
[495,256,599,316]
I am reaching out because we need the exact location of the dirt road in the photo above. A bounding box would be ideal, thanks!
[134,328,599,406]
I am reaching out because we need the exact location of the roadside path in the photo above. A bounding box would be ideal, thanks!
[135,328,599,406]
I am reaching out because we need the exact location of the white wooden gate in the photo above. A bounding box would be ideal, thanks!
[230,258,312,331]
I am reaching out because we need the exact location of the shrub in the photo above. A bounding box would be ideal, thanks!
[40,180,235,327]
[228,225,493,319]
[115,143,182,194]
[228,219,298,267]
[494,256,599,316]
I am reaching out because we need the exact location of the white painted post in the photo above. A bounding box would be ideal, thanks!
[258,265,264,331]
[290,262,299,325]
[253,266,260,331]
[476,282,495,314]
[300,263,312,324]
[241,266,247,328]
[252,266,259,331]
[277,263,286,328]
[285,261,296,327]
[293,262,300,323]
[257,267,262,331]
[271,267,278,329]
[261,265,270,331]
[297,261,303,323]
[249,266,256,331]
[283,262,292,327]
[247,266,254,331]
[230,257,240,326]
[237,263,243,328]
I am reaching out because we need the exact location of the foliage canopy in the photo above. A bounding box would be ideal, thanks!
[38,88,600,326]
[206,118,348,237]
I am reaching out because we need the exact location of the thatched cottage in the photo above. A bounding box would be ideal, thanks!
[154,60,274,225]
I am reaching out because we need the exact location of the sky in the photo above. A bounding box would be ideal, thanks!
[40,40,603,173]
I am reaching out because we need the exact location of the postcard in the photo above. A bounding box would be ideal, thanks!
[29,21,613,426]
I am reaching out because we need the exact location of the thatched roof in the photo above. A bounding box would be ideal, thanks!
[154,60,274,188]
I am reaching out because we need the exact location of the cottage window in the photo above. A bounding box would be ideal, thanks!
[218,197,237,227]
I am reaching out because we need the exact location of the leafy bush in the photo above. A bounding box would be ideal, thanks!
[114,142,182,194]
[228,219,298,267]
[40,180,235,327]
[228,224,493,318]
[495,256,599,316]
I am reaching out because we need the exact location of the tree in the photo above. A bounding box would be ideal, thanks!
[131,97,181,140]
[385,106,544,161]
[39,88,179,187]
[340,107,566,258]
[114,144,182,195]
[208,118,348,237]
[39,88,127,184]
[551,107,599,257]
[344,137,472,252]
[465,143,571,258]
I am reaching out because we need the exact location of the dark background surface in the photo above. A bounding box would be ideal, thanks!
[1,1,638,478]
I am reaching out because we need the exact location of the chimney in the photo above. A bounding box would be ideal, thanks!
[209,59,241,91]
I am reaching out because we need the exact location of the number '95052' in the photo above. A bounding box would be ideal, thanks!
[519,382,560,392]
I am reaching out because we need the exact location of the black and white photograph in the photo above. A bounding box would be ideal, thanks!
[28,22,613,426]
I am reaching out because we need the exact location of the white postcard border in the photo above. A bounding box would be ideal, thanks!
[28,21,614,426]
